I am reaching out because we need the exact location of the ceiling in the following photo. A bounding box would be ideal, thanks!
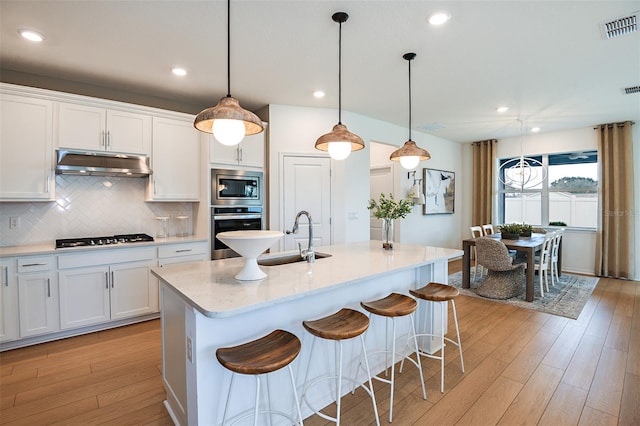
[1,1,639,143]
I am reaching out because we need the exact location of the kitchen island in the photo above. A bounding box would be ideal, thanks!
[152,241,462,426]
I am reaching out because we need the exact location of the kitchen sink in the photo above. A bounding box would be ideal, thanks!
[257,252,332,266]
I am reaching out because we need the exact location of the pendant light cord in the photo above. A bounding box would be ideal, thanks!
[338,19,342,125]
[226,0,231,98]
[408,56,412,141]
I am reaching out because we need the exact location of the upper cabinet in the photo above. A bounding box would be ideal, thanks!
[56,102,152,155]
[0,92,55,201]
[210,127,265,169]
[147,117,201,201]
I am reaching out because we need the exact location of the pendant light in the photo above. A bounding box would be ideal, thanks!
[194,0,264,146]
[315,12,365,160]
[498,118,547,191]
[390,52,431,170]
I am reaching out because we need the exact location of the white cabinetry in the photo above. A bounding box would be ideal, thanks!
[58,247,157,330]
[0,92,55,201]
[147,117,201,201]
[0,259,19,343]
[56,102,151,154]
[210,129,265,168]
[157,241,208,266]
[17,256,59,338]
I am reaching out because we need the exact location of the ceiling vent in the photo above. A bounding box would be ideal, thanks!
[623,85,640,94]
[601,13,638,39]
[418,122,445,131]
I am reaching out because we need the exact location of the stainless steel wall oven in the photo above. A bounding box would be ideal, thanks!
[211,206,264,260]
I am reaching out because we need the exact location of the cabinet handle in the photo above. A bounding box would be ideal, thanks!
[101,130,105,147]
[105,272,109,289]
[21,263,48,267]
[3,266,7,287]
[175,249,193,253]
[154,180,157,195]
[46,175,50,193]
[111,271,114,288]
[106,130,111,148]
[239,147,243,163]
[47,278,51,298]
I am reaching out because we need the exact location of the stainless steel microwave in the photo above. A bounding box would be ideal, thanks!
[211,168,263,206]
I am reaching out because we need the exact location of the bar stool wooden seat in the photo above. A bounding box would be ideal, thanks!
[216,329,303,426]
[360,293,427,422]
[409,283,465,393]
[302,308,380,426]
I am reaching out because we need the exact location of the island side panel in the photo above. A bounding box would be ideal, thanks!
[188,267,422,425]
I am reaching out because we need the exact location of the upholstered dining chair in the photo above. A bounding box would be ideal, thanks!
[474,237,525,299]
[470,226,484,281]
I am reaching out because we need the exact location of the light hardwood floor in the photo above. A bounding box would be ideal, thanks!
[1,260,638,425]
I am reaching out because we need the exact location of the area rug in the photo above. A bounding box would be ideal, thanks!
[447,270,599,319]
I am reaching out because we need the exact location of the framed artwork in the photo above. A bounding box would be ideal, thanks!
[422,168,455,214]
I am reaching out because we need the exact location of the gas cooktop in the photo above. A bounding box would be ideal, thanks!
[55,233,154,249]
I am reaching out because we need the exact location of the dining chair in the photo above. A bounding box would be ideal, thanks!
[474,237,525,299]
[550,229,564,286]
[482,224,495,235]
[533,231,556,297]
[470,226,484,281]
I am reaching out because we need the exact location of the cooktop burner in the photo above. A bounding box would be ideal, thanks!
[56,233,154,249]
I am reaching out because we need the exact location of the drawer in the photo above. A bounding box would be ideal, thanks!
[158,242,207,259]
[58,246,156,269]
[17,256,54,273]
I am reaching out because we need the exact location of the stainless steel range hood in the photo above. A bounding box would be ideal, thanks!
[56,150,152,177]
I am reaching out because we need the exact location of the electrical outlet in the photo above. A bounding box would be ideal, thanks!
[186,336,193,362]
[9,216,20,229]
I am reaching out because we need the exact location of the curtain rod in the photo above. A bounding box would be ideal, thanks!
[593,121,635,129]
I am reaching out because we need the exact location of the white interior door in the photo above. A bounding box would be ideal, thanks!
[370,165,395,241]
[282,156,331,251]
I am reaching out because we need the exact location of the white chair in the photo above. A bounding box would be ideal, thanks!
[550,229,564,286]
[533,231,555,297]
[482,224,495,235]
[470,226,484,281]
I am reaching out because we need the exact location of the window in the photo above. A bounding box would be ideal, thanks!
[498,151,598,228]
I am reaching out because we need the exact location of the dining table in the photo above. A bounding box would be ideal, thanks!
[461,232,562,302]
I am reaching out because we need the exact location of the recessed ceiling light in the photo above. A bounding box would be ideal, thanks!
[428,12,451,26]
[18,29,45,42]
[313,90,325,98]
[496,106,509,113]
[530,127,540,133]
[172,67,187,76]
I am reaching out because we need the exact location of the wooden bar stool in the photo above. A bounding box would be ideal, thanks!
[302,308,380,426]
[216,329,303,426]
[360,292,427,422]
[409,282,465,393]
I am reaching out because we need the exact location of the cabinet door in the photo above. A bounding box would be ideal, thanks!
[0,94,54,201]
[210,138,240,165]
[18,272,59,337]
[106,109,151,154]
[0,260,19,343]
[238,131,265,168]
[59,266,110,329]
[148,117,200,201]
[110,260,157,320]
[56,102,106,151]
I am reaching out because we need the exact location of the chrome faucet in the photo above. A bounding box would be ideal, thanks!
[285,210,315,263]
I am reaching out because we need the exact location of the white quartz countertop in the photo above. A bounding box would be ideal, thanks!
[0,235,208,257]
[151,241,462,318]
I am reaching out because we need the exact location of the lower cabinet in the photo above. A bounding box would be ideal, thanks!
[58,247,157,330]
[17,256,59,338]
[0,258,19,342]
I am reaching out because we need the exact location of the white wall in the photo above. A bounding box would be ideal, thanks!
[263,104,463,250]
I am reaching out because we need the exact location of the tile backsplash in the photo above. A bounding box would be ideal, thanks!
[0,175,193,247]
